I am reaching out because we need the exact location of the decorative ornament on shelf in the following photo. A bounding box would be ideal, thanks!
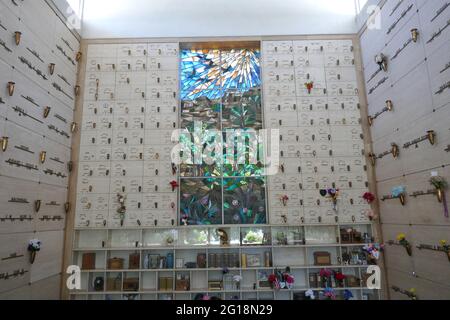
[363,243,385,263]
[323,287,336,300]
[28,239,42,264]
[396,233,412,256]
[305,289,316,300]
[344,289,354,300]
[233,275,242,290]
[116,194,127,226]
[216,228,229,246]
[305,81,314,94]
[375,53,388,72]
[170,180,179,192]
[429,175,448,218]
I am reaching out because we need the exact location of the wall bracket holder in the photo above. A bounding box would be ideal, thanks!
[368,100,393,126]
[391,286,417,300]
[368,143,399,165]
[403,130,436,149]
[416,244,450,262]
[381,193,406,206]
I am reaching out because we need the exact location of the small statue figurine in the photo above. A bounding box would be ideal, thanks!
[216,229,229,246]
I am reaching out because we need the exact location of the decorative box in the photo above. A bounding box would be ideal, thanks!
[176,279,190,291]
[313,252,331,266]
[128,253,140,269]
[197,253,207,268]
[123,278,139,292]
[106,276,122,291]
[81,253,96,270]
[208,281,222,291]
[345,275,360,287]
[159,277,174,291]
[108,257,125,270]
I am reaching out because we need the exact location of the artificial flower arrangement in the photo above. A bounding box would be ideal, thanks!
[375,53,388,72]
[305,289,316,300]
[397,233,412,256]
[439,240,450,262]
[391,186,406,206]
[280,195,289,207]
[305,81,314,94]
[323,287,336,300]
[334,271,346,288]
[319,268,333,287]
[320,188,340,211]
[429,176,448,218]
[268,267,295,290]
[363,192,376,204]
[170,180,180,192]
[363,243,385,264]
[343,289,354,300]
[28,239,42,264]
[116,194,126,226]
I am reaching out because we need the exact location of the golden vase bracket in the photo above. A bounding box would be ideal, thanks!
[1,136,8,152]
[368,143,399,166]
[64,202,71,214]
[34,200,41,213]
[49,63,55,75]
[368,100,394,126]
[43,106,51,119]
[411,28,419,43]
[403,130,436,148]
[14,31,22,46]
[39,151,46,164]
[7,81,15,96]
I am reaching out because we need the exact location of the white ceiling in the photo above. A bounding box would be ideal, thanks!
[80,0,359,39]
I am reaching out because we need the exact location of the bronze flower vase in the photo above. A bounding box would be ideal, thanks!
[30,251,37,264]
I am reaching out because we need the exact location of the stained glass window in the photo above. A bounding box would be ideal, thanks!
[179,46,266,225]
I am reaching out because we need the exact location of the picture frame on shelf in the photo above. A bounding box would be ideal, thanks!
[246,254,262,267]
[313,252,332,266]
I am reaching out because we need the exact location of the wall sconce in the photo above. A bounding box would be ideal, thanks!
[76,52,82,62]
[39,151,46,164]
[14,31,22,46]
[411,28,419,42]
[49,63,55,75]
[403,130,436,148]
[74,85,80,96]
[375,53,388,72]
[7,81,15,96]
[34,200,41,213]
[1,136,8,152]
[368,100,393,126]
[43,106,51,119]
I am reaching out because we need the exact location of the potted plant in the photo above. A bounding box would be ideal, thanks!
[28,239,42,264]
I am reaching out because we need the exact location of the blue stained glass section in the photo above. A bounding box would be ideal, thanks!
[181,49,261,100]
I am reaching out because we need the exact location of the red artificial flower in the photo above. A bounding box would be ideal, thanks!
[305,81,314,92]
[268,274,278,284]
[334,272,346,281]
[170,181,179,191]
[363,192,376,204]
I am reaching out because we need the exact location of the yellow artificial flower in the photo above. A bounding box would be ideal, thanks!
[409,288,416,294]
[397,233,406,241]
[440,240,447,247]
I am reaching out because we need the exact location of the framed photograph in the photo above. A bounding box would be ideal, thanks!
[313,251,331,266]
[246,254,262,267]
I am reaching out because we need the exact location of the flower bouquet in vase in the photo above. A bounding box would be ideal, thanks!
[430,176,448,218]
[397,233,412,256]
